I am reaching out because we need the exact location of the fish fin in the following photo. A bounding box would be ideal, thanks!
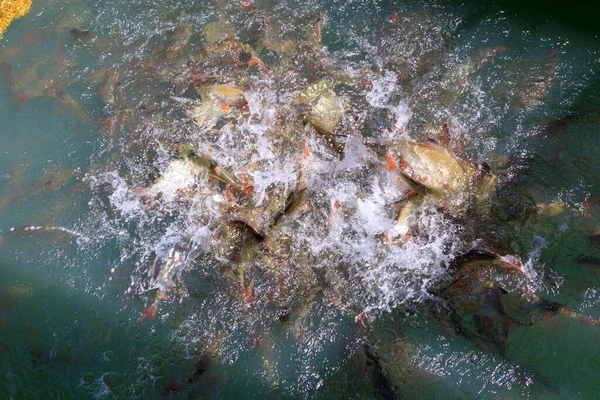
[186,149,242,188]
[450,249,498,268]
[386,153,396,171]
[397,170,430,196]
[499,255,524,272]
[227,218,265,242]
[441,124,449,147]
[303,141,311,158]
[392,202,420,239]
[284,186,308,215]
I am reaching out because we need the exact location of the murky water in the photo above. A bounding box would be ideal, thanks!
[1,0,600,398]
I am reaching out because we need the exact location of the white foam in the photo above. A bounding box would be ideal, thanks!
[81,7,555,322]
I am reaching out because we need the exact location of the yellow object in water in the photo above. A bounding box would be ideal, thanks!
[0,0,32,39]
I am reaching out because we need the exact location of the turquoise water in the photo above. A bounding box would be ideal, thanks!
[1,0,600,398]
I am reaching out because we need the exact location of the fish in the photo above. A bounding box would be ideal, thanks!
[0,0,32,39]
[294,79,347,156]
[188,84,246,129]
[390,196,423,240]
[438,247,600,369]
[471,45,507,69]
[384,138,498,243]
[0,283,33,307]
[390,138,497,219]
[167,23,192,59]
[520,48,559,108]
[533,112,600,138]
[138,242,196,324]
[140,158,205,204]
[100,72,122,107]
[213,84,244,98]
[394,139,480,197]
[202,21,236,45]
[69,28,93,41]
[184,149,243,188]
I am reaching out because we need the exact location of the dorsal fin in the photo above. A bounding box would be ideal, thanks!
[450,249,498,269]
[441,124,449,146]
[226,218,265,242]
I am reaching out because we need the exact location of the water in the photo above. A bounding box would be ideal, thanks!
[1,0,600,398]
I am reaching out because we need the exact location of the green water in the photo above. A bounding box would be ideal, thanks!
[1,0,600,399]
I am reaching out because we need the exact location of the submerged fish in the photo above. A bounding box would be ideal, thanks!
[0,283,33,307]
[203,21,235,45]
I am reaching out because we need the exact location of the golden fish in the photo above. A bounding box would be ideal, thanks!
[0,0,32,39]
[212,84,244,99]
